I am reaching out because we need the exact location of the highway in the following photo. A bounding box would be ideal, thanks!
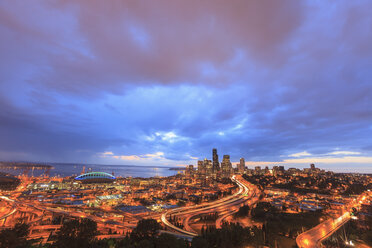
[4,174,368,245]
[0,195,135,237]
[296,193,370,248]
[1,175,258,241]
[161,175,258,237]
[296,212,351,248]
[0,207,17,221]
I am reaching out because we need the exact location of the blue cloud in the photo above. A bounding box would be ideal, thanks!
[0,1,372,172]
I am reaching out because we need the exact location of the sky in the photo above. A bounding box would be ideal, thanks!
[0,1,372,173]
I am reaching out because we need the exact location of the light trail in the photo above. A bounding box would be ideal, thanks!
[161,175,257,237]
[0,207,17,221]
[296,192,370,248]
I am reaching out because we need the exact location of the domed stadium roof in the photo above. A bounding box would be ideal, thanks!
[0,172,20,190]
[74,172,115,183]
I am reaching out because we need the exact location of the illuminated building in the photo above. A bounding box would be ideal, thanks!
[254,166,261,175]
[221,155,232,178]
[212,148,220,173]
[238,158,245,174]
[74,172,116,183]
[0,172,20,190]
[204,159,213,176]
[197,160,206,178]
[185,165,195,178]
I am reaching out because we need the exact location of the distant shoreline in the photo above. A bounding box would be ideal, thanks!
[0,162,53,169]
[0,161,181,178]
[169,167,186,171]
[1,161,369,175]
[0,161,186,170]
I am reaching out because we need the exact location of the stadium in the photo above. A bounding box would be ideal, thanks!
[74,172,116,183]
[0,172,20,190]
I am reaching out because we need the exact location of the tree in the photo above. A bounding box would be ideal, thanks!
[362,230,372,246]
[199,223,264,248]
[130,219,160,242]
[53,218,98,248]
[251,202,277,221]
[114,236,133,248]
[282,204,288,211]
[139,198,152,206]
[234,205,250,218]
[137,239,153,248]
[191,236,209,248]
[156,233,188,248]
[0,222,34,248]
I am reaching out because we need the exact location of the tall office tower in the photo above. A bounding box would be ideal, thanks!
[310,164,315,170]
[272,166,279,176]
[212,148,220,172]
[254,166,261,175]
[221,155,232,178]
[197,160,206,177]
[238,158,245,174]
[185,165,194,178]
[204,158,213,176]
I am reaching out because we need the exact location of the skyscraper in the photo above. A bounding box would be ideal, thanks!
[185,165,194,178]
[197,160,206,178]
[254,166,261,175]
[238,158,245,174]
[221,155,232,178]
[204,158,213,176]
[212,148,220,172]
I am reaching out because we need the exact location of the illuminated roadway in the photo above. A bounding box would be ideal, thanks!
[1,176,258,240]
[0,195,136,236]
[0,207,17,221]
[296,193,370,248]
[296,212,351,248]
[161,175,258,237]
[0,196,18,225]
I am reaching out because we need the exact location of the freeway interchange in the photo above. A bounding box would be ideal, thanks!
[161,175,260,237]
[3,173,365,245]
[0,175,259,242]
[0,176,259,240]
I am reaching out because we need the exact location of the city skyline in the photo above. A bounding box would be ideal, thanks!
[1,1,372,173]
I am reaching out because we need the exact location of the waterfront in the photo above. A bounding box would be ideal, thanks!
[0,163,182,178]
[0,149,371,247]
[1,1,372,246]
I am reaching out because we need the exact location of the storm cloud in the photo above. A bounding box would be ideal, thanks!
[0,1,372,172]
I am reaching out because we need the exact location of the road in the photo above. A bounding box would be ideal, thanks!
[296,193,370,248]
[0,195,134,235]
[296,212,351,248]
[161,175,259,237]
[0,207,17,221]
[1,175,259,241]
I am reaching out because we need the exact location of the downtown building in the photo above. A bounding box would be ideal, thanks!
[238,158,245,174]
[221,155,233,178]
[196,148,237,180]
[212,148,220,174]
[197,148,221,181]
